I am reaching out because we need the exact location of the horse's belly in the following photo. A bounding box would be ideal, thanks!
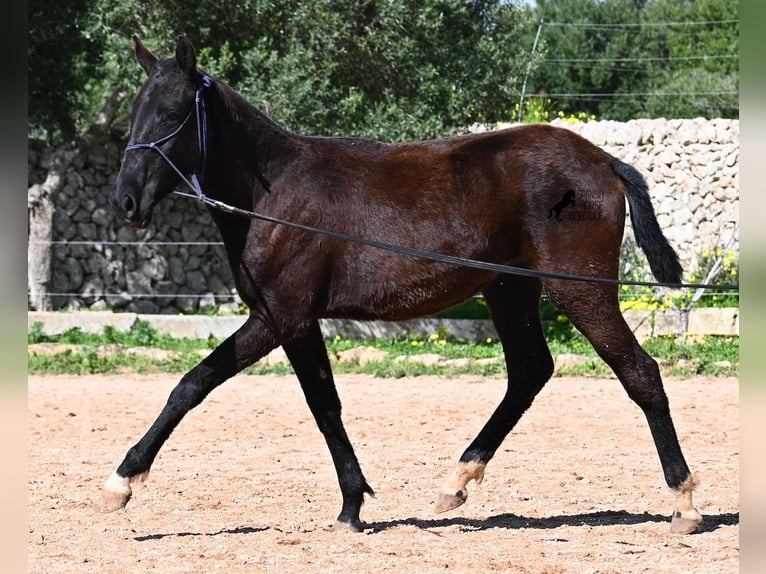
[325,265,496,321]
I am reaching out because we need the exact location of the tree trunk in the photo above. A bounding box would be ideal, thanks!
[27,86,127,311]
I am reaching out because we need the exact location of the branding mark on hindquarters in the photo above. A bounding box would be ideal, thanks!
[548,189,607,222]
[548,190,576,222]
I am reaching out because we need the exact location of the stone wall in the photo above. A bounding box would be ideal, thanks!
[27,117,739,313]
[28,138,236,314]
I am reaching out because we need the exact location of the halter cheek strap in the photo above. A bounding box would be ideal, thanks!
[196,75,212,180]
[124,74,213,201]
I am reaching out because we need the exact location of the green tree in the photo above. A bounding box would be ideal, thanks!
[28,0,535,144]
[28,0,160,143]
[639,0,738,118]
[522,0,646,119]
[525,0,738,120]
[28,0,105,142]
[239,0,534,140]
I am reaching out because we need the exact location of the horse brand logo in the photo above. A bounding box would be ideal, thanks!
[548,190,575,221]
[548,189,606,222]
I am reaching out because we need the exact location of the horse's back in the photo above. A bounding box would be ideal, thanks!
[296,123,627,262]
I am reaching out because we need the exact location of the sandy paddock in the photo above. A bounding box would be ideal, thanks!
[28,373,738,573]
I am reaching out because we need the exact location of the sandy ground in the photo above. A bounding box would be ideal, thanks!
[28,373,738,573]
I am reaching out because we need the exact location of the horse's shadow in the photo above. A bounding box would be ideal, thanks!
[134,525,269,541]
[366,509,739,535]
[133,510,738,541]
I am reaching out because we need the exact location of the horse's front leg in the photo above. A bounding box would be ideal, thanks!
[283,321,374,532]
[100,315,277,511]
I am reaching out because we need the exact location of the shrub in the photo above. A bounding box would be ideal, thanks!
[514,97,597,124]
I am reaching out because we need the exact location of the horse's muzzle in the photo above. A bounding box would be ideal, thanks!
[110,186,152,229]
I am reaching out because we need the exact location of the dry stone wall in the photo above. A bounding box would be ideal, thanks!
[27,117,738,313]
[28,138,236,314]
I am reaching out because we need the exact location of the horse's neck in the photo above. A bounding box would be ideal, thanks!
[208,83,298,204]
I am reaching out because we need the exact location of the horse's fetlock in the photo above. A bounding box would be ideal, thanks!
[129,470,150,485]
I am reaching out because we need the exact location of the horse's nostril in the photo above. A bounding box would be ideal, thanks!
[122,195,136,217]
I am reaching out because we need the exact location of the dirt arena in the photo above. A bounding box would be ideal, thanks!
[28,373,738,573]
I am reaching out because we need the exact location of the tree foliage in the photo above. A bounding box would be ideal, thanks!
[28,0,739,145]
[28,0,534,145]
[524,0,738,120]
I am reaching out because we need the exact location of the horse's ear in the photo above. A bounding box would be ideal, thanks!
[133,35,157,75]
[175,36,197,79]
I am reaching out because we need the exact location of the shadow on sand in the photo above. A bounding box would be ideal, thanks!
[133,510,738,540]
[365,509,739,534]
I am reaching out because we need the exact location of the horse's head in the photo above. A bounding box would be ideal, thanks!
[111,36,205,228]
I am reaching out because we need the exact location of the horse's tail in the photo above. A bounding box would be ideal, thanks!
[611,158,683,285]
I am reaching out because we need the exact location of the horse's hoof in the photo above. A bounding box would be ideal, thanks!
[330,519,365,533]
[434,490,467,514]
[99,471,133,512]
[99,489,131,513]
[670,510,703,535]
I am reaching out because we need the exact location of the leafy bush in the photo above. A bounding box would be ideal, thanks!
[667,247,739,309]
[618,239,739,311]
[515,97,597,124]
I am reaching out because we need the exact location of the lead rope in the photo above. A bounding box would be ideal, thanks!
[177,187,737,291]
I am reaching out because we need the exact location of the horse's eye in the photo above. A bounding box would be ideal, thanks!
[166,110,179,122]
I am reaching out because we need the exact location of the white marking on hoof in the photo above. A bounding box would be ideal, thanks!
[99,470,150,513]
[435,460,486,513]
[129,470,150,485]
[330,519,365,533]
[100,472,132,512]
[670,474,703,534]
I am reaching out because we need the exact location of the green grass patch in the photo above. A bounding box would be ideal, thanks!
[28,321,738,378]
[643,335,739,377]
[28,320,220,353]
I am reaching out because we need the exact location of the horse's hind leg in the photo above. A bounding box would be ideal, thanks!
[546,282,702,534]
[435,277,554,512]
[283,320,374,532]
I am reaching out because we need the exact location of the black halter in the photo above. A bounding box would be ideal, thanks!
[124,74,213,199]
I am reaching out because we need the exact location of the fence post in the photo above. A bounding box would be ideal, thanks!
[518,19,544,123]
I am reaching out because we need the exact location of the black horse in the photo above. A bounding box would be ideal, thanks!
[104,36,701,534]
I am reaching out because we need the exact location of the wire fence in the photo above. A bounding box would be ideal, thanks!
[29,239,739,306]
[542,19,739,29]
[517,17,738,114]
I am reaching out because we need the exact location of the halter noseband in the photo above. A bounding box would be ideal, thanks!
[124,74,213,199]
